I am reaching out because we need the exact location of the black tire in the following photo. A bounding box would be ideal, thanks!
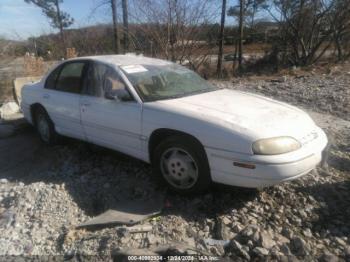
[151,135,211,194]
[34,107,58,145]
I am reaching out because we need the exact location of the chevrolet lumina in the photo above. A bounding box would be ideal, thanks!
[21,55,328,194]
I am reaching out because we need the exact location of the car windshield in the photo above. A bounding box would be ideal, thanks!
[120,64,218,102]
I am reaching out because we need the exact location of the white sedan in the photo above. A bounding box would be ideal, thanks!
[21,55,328,194]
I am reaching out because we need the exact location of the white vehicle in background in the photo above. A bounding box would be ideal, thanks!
[21,55,328,194]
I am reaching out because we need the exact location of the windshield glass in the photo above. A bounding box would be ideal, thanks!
[120,64,217,102]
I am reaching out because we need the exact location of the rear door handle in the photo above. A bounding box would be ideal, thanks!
[43,94,50,99]
[81,102,90,107]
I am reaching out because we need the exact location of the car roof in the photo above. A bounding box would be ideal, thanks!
[69,54,173,67]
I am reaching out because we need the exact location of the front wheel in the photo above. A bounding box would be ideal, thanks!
[152,135,211,194]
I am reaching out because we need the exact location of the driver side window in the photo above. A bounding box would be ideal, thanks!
[103,67,127,97]
[84,62,132,100]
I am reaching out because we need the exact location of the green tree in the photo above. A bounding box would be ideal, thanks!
[24,0,74,54]
[228,0,266,71]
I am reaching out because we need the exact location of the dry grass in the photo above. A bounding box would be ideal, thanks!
[0,78,14,103]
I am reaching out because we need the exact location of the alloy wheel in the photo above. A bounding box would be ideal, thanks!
[160,147,199,189]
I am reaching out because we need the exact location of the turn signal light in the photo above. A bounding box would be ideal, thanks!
[233,162,256,169]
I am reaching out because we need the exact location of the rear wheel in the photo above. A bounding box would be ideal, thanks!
[152,135,211,194]
[34,107,58,145]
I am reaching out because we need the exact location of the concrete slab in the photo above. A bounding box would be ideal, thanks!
[13,76,41,105]
[2,112,24,121]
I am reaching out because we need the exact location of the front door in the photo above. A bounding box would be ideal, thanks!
[80,62,143,159]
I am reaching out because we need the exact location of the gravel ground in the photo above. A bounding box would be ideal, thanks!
[0,67,349,260]
[212,65,350,121]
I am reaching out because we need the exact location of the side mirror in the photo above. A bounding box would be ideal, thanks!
[117,89,133,102]
[105,91,119,101]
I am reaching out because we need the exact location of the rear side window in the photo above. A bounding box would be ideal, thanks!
[45,66,61,89]
[56,62,85,94]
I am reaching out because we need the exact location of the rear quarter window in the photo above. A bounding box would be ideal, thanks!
[45,66,61,89]
[55,62,85,94]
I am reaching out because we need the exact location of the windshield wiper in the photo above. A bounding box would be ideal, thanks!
[146,88,217,102]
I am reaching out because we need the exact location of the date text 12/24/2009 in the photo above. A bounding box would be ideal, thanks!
[127,255,220,261]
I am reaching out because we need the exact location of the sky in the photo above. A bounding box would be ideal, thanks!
[0,0,109,40]
[0,0,267,41]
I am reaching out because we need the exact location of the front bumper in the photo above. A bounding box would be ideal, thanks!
[205,127,328,188]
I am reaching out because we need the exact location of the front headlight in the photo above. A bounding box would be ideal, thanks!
[252,136,301,155]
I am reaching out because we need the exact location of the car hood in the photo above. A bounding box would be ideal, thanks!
[154,89,316,139]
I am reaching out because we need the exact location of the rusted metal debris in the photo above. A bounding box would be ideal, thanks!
[23,53,44,76]
[78,198,163,228]
[116,224,153,234]
[66,48,77,59]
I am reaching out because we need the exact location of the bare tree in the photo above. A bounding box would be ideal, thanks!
[267,0,337,66]
[168,0,176,61]
[130,0,219,71]
[217,0,227,77]
[238,0,244,70]
[122,0,129,52]
[91,0,132,54]
[111,0,121,54]
[331,0,350,61]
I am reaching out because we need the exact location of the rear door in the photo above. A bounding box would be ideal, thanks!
[80,62,143,159]
[41,61,87,139]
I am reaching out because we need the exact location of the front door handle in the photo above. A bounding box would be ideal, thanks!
[43,94,50,99]
[81,102,90,107]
